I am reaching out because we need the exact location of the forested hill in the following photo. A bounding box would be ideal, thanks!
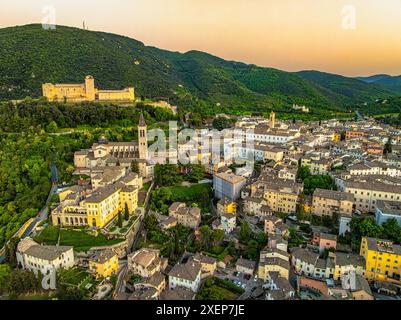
[0,24,396,114]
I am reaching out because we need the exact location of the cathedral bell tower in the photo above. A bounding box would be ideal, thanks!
[138,112,148,160]
[269,111,276,129]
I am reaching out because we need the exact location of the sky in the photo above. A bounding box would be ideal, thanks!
[1,0,401,77]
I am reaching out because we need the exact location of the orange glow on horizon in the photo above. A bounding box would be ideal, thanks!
[1,0,400,76]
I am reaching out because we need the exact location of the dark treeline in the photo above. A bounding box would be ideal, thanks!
[0,100,178,132]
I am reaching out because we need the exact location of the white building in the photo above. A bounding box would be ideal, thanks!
[168,259,202,293]
[16,238,74,275]
[339,215,352,236]
[343,178,401,213]
[221,214,236,234]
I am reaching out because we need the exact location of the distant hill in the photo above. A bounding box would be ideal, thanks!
[0,24,397,114]
[296,70,393,102]
[357,74,401,94]
[356,74,392,83]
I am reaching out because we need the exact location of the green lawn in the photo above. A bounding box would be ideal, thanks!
[34,225,60,244]
[196,278,243,300]
[59,268,91,287]
[35,226,124,252]
[168,183,212,200]
[60,230,124,252]
[58,267,98,296]
[150,182,213,215]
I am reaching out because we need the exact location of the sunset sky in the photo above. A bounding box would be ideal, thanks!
[1,0,401,76]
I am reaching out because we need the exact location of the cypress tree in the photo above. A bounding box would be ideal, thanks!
[117,211,123,228]
[124,203,129,221]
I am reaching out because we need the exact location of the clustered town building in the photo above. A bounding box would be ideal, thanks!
[14,102,401,300]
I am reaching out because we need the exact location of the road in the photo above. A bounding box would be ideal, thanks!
[21,184,58,238]
[113,261,128,298]
[215,271,262,300]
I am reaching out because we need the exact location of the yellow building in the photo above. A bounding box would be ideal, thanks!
[360,237,401,284]
[217,198,237,216]
[263,181,303,214]
[52,180,139,229]
[333,132,342,143]
[81,183,138,228]
[43,75,135,103]
[333,252,366,281]
[89,250,119,279]
[258,248,290,281]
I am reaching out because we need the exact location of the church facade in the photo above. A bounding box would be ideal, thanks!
[74,113,153,178]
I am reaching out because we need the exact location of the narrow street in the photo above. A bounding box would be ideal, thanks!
[113,261,128,298]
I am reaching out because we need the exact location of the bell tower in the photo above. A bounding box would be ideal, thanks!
[269,111,276,129]
[85,75,96,101]
[138,112,148,160]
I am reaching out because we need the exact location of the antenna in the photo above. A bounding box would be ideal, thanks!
[83,21,85,30]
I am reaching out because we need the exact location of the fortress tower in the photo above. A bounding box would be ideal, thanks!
[84,75,96,102]
[269,111,276,129]
[138,112,148,160]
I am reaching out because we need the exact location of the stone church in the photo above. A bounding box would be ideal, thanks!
[74,113,153,178]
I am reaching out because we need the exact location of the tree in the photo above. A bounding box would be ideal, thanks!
[0,264,11,295]
[212,117,235,131]
[144,213,158,231]
[199,225,212,251]
[5,237,20,268]
[46,121,58,133]
[150,188,173,214]
[56,284,84,300]
[187,164,206,182]
[117,211,123,228]
[382,218,401,243]
[384,136,393,156]
[256,232,268,249]
[211,229,225,246]
[124,203,130,221]
[350,217,383,239]
[131,160,139,174]
[239,221,251,243]
[297,165,311,182]
[154,164,183,187]
[303,175,337,195]
[246,240,259,260]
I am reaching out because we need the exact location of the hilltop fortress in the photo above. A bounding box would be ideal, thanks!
[42,75,135,103]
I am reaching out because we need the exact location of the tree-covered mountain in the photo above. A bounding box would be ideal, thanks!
[296,70,393,102]
[0,24,397,114]
[357,74,401,94]
[356,74,392,83]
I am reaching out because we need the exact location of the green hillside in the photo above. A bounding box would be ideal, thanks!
[296,70,393,101]
[0,24,397,114]
[375,76,401,94]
